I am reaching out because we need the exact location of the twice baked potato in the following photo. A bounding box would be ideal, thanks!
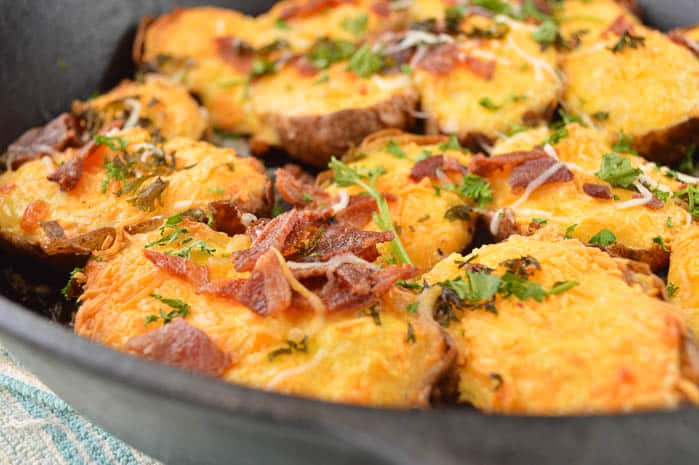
[478,123,693,270]
[559,17,699,163]
[75,214,451,407]
[0,128,271,265]
[422,231,699,414]
[411,14,562,151]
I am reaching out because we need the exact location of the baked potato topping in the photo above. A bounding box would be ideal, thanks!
[75,216,452,407]
[0,127,271,262]
[3,0,699,416]
[422,231,699,414]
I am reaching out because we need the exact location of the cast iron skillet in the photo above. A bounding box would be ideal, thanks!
[1,1,699,464]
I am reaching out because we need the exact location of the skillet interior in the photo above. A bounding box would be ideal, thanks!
[1,1,699,464]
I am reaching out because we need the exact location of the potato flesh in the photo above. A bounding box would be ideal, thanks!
[75,223,450,407]
[423,232,695,414]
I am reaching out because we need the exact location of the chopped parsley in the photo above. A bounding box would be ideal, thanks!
[208,187,224,195]
[308,38,356,70]
[543,127,569,145]
[479,94,527,111]
[438,135,464,152]
[666,216,673,228]
[330,157,412,264]
[532,19,558,49]
[612,131,638,155]
[444,5,466,33]
[666,282,679,298]
[532,217,548,225]
[445,205,473,221]
[564,223,578,239]
[385,140,407,159]
[341,13,368,36]
[433,257,579,325]
[595,152,641,188]
[250,58,276,78]
[406,302,419,314]
[168,239,216,259]
[61,267,84,300]
[406,322,416,344]
[591,111,610,121]
[268,336,309,361]
[400,64,413,75]
[415,149,431,162]
[457,174,493,207]
[397,280,423,291]
[145,294,191,325]
[274,18,290,30]
[472,0,512,15]
[653,235,669,252]
[360,305,382,326]
[95,134,128,152]
[347,44,386,77]
[589,229,617,247]
[609,31,646,53]
[302,193,314,203]
[679,144,696,174]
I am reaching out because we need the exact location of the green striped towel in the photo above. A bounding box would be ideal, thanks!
[0,342,163,465]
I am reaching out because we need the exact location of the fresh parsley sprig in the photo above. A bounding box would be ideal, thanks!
[330,157,412,265]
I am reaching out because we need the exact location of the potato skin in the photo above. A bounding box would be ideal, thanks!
[267,93,418,167]
[423,232,699,414]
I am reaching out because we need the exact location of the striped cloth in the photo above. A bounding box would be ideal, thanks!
[0,342,162,465]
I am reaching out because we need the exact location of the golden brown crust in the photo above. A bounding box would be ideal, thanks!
[258,92,418,168]
[634,117,699,165]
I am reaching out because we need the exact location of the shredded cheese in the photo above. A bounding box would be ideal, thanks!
[122,98,142,130]
[330,190,349,214]
[270,248,325,313]
[615,181,653,209]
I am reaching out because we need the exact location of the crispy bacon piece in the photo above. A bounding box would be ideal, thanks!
[464,55,496,81]
[291,57,319,77]
[20,200,50,233]
[47,141,101,191]
[279,0,355,20]
[632,193,665,210]
[315,263,416,312]
[294,225,393,262]
[509,157,573,193]
[215,37,254,74]
[275,166,335,207]
[468,148,547,176]
[230,249,291,315]
[232,209,304,272]
[126,318,231,377]
[209,200,246,236]
[371,0,390,17]
[603,15,636,37]
[0,184,16,195]
[335,194,377,229]
[583,183,613,200]
[144,249,210,287]
[418,44,460,75]
[2,113,81,169]
[410,155,467,181]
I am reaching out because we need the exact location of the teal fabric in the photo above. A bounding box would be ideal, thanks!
[0,342,163,465]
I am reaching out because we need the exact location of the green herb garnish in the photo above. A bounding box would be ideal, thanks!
[341,13,368,36]
[595,152,641,188]
[589,229,616,247]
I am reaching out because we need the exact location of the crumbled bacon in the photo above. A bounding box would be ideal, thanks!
[2,113,81,169]
[275,166,335,207]
[144,249,210,288]
[292,225,393,262]
[209,200,246,236]
[410,155,467,181]
[509,157,573,193]
[603,15,635,37]
[229,249,291,315]
[215,37,255,74]
[20,200,50,233]
[126,318,231,377]
[464,55,496,81]
[232,209,304,272]
[47,141,101,191]
[292,57,320,77]
[468,149,547,176]
[418,43,460,75]
[279,0,355,20]
[371,0,390,17]
[583,183,613,200]
[335,194,378,229]
[632,193,665,210]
